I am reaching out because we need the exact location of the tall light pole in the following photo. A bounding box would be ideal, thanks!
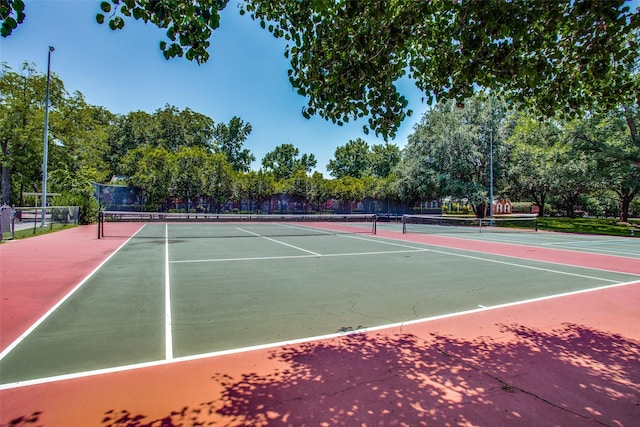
[489,128,494,226]
[41,46,54,227]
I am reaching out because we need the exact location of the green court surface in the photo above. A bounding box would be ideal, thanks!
[1,222,638,385]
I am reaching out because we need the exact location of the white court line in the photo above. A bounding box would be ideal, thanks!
[426,247,624,282]
[470,234,640,257]
[170,249,429,264]
[434,233,640,258]
[2,279,638,391]
[172,254,317,263]
[545,238,638,246]
[0,225,148,362]
[236,227,321,256]
[278,223,333,234]
[165,224,173,360]
[346,233,640,277]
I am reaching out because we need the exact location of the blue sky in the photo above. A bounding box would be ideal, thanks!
[0,0,428,174]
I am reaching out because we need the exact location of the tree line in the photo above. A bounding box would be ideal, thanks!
[1,62,638,223]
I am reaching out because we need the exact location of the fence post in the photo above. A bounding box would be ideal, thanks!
[0,205,13,241]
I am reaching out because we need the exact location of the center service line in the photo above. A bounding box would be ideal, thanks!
[165,224,173,360]
[237,227,321,256]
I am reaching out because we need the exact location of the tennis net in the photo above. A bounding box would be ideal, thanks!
[402,214,538,234]
[98,211,377,239]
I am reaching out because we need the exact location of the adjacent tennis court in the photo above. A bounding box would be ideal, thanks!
[1,215,638,389]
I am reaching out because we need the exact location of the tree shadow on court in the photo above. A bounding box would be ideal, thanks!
[97,323,640,426]
[0,412,42,427]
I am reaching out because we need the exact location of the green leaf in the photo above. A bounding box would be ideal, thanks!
[96,14,105,25]
[108,17,124,30]
[167,27,176,41]
[1,23,11,37]
[5,16,16,29]
[13,0,25,13]
[100,2,111,13]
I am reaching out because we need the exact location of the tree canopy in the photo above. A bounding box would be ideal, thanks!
[261,143,316,180]
[2,0,638,139]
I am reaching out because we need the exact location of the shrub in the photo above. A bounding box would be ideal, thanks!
[52,192,99,225]
[511,202,533,214]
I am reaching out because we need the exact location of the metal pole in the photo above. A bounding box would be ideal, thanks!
[41,46,54,227]
[489,129,494,226]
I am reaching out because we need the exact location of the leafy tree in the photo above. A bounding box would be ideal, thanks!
[109,105,215,172]
[280,169,313,211]
[173,146,209,211]
[108,110,157,172]
[551,150,599,218]
[155,105,215,152]
[405,95,508,217]
[506,116,564,217]
[331,176,364,213]
[307,171,331,212]
[245,0,640,138]
[363,174,402,214]
[236,169,276,213]
[261,143,316,180]
[327,138,370,179]
[213,116,255,172]
[49,91,115,186]
[202,151,235,212]
[569,113,640,221]
[0,0,25,37]
[120,145,175,211]
[6,1,637,138]
[328,139,401,180]
[392,150,436,207]
[0,62,67,205]
[95,0,229,63]
[368,143,401,178]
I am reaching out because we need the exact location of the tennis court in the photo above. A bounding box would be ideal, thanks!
[1,216,639,426]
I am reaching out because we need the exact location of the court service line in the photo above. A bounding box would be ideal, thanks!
[236,227,321,256]
[464,234,640,257]
[545,238,638,247]
[279,223,333,234]
[343,234,635,282]
[165,224,173,360]
[399,233,640,258]
[170,249,430,264]
[546,246,639,258]
[2,278,637,391]
[0,226,147,362]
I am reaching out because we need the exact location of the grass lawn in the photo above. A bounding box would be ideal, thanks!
[537,217,639,238]
[1,224,77,242]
